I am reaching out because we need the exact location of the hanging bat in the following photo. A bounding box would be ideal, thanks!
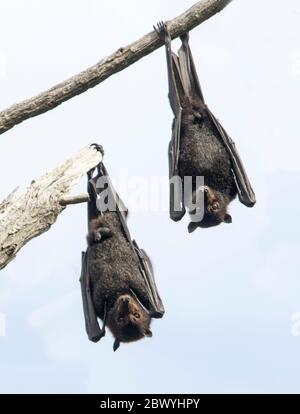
[80,144,165,351]
[154,22,256,232]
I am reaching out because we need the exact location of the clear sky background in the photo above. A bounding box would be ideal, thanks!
[0,0,300,393]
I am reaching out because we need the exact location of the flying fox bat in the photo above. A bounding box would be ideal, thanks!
[80,144,165,351]
[154,22,256,232]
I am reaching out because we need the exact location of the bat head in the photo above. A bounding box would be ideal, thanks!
[188,186,232,232]
[107,294,152,351]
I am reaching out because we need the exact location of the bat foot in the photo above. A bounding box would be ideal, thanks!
[180,32,189,44]
[154,21,170,43]
[94,227,112,243]
[87,226,112,246]
[90,143,104,156]
[94,231,102,242]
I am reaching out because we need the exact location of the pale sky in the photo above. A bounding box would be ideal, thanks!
[0,0,300,393]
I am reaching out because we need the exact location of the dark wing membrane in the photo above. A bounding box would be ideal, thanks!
[87,175,101,223]
[132,240,165,318]
[207,109,256,207]
[79,251,104,342]
[169,115,186,222]
[88,163,131,242]
[177,40,204,103]
[170,53,183,178]
[167,53,186,221]
[100,163,131,242]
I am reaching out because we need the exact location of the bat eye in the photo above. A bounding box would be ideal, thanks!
[212,202,219,211]
[134,313,140,319]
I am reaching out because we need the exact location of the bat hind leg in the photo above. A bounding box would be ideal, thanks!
[87,225,112,246]
[87,215,112,246]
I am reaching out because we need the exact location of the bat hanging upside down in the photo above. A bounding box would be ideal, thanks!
[80,145,164,351]
[154,22,256,232]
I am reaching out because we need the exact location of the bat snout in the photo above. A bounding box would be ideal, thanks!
[120,295,130,304]
[117,294,132,312]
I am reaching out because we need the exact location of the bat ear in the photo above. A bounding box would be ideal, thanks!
[113,339,120,352]
[144,329,152,338]
[224,214,232,224]
[188,222,198,233]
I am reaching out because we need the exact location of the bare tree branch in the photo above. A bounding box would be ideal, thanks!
[0,0,233,270]
[0,0,233,136]
[0,146,102,270]
[59,193,90,206]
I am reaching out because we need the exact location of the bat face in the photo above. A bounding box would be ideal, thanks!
[188,186,232,232]
[107,294,152,350]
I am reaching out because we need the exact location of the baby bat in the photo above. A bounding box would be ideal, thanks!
[80,145,164,351]
[154,22,256,232]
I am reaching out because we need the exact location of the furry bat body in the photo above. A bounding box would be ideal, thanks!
[155,22,256,231]
[80,145,164,351]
